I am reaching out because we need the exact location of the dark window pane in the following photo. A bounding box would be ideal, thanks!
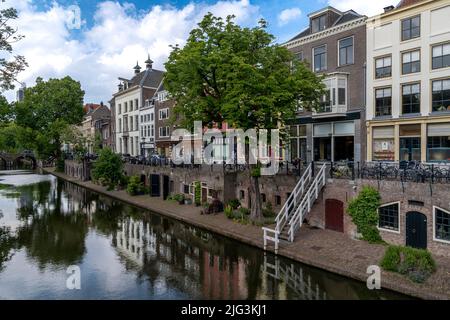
[379,203,399,231]
[338,88,346,105]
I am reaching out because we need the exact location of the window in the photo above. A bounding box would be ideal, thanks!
[313,45,327,72]
[119,119,122,132]
[159,126,170,137]
[375,56,392,79]
[402,83,420,114]
[275,195,281,206]
[118,104,122,114]
[158,91,168,102]
[294,52,303,61]
[239,190,245,200]
[124,102,128,113]
[339,37,353,66]
[427,123,450,162]
[432,79,450,112]
[129,100,133,110]
[261,193,266,203]
[135,99,139,110]
[159,108,169,120]
[372,126,395,161]
[338,87,346,105]
[401,15,420,41]
[402,50,420,74]
[141,115,144,123]
[320,89,331,112]
[375,88,392,117]
[378,203,399,232]
[183,184,190,194]
[311,15,326,33]
[129,117,133,131]
[432,43,450,70]
[135,115,139,130]
[435,207,450,243]
[151,125,154,137]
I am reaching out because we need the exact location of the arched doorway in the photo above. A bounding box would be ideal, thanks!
[406,211,427,249]
[325,199,344,233]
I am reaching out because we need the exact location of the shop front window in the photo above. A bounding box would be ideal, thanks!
[399,124,421,161]
[314,137,331,162]
[427,123,450,162]
[372,126,395,161]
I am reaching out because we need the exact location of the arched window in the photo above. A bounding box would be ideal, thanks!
[434,206,450,243]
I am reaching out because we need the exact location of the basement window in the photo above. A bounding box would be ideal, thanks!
[378,202,400,232]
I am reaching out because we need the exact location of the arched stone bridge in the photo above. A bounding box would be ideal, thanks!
[0,151,37,169]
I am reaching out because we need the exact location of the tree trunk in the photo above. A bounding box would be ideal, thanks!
[249,166,263,222]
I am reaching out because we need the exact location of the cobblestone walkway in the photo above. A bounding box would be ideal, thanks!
[45,168,450,300]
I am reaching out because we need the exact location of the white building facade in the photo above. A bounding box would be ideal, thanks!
[366,0,450,162]
[113,57,164,157]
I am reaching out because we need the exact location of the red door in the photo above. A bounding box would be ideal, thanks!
[325,199,344,233]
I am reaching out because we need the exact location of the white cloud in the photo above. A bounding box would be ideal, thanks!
[277,7,301,26]
[2,0,260,103]
[328,0,396,17]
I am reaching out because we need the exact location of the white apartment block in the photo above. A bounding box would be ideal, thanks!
[113,56,164,156]
[366,0,450,162]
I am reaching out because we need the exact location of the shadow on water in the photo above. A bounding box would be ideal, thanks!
[0,172,413,300]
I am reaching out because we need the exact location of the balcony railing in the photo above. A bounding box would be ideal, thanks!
[313,105,347,116]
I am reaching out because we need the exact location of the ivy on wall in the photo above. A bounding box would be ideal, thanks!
[347,186,383,243]
[194,181,201,206]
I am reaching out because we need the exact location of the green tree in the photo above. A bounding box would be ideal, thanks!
[91,147,123,187]
[0,95,13,125]
[0,5,27,91]
[164,13,324,220]
[15,76,85,159]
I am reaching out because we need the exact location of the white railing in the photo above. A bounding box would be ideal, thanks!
[274,163,312,232]
[263,228,280,254]
[263,163,325,253]
[288,164,327,242]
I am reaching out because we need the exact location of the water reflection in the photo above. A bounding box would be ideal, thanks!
[0,172,410,300]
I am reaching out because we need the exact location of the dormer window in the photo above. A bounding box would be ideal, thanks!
[312,15,327,33]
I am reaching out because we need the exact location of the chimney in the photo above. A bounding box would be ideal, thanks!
[384,5,395,12]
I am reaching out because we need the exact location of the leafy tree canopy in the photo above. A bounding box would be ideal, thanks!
[165,13,324,132]
[0,6,27,91]
[14,76,85,159]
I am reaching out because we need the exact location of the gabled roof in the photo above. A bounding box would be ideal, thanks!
[287,8,364,43]
[115,67,165,97]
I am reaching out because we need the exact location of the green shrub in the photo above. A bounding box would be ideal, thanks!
[56,156,65,172]
[380,245,401,271]
[262,202,275,218]
[224,205,234,219]
[347,186,383,243]
[380,245,436,283]
[126,175,142,196]
[239,207,250,216]
[227,199,241,210]
[194,181,201,206]
[173,194,185,203]
[91,148,124,187]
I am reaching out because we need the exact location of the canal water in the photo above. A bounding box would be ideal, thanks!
[0,170,410,300]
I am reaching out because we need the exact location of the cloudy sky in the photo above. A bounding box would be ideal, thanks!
[2,0,396,103]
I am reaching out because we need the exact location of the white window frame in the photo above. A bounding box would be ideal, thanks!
[377,201,401,234]
[159,126,170,138]
[433,206,450,244]
[159,108,169,120]
[338,36,354,67]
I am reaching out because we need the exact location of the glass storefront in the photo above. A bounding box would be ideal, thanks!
[399,124,421,161]
[427,123,450,162]
[313,121,354,162]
